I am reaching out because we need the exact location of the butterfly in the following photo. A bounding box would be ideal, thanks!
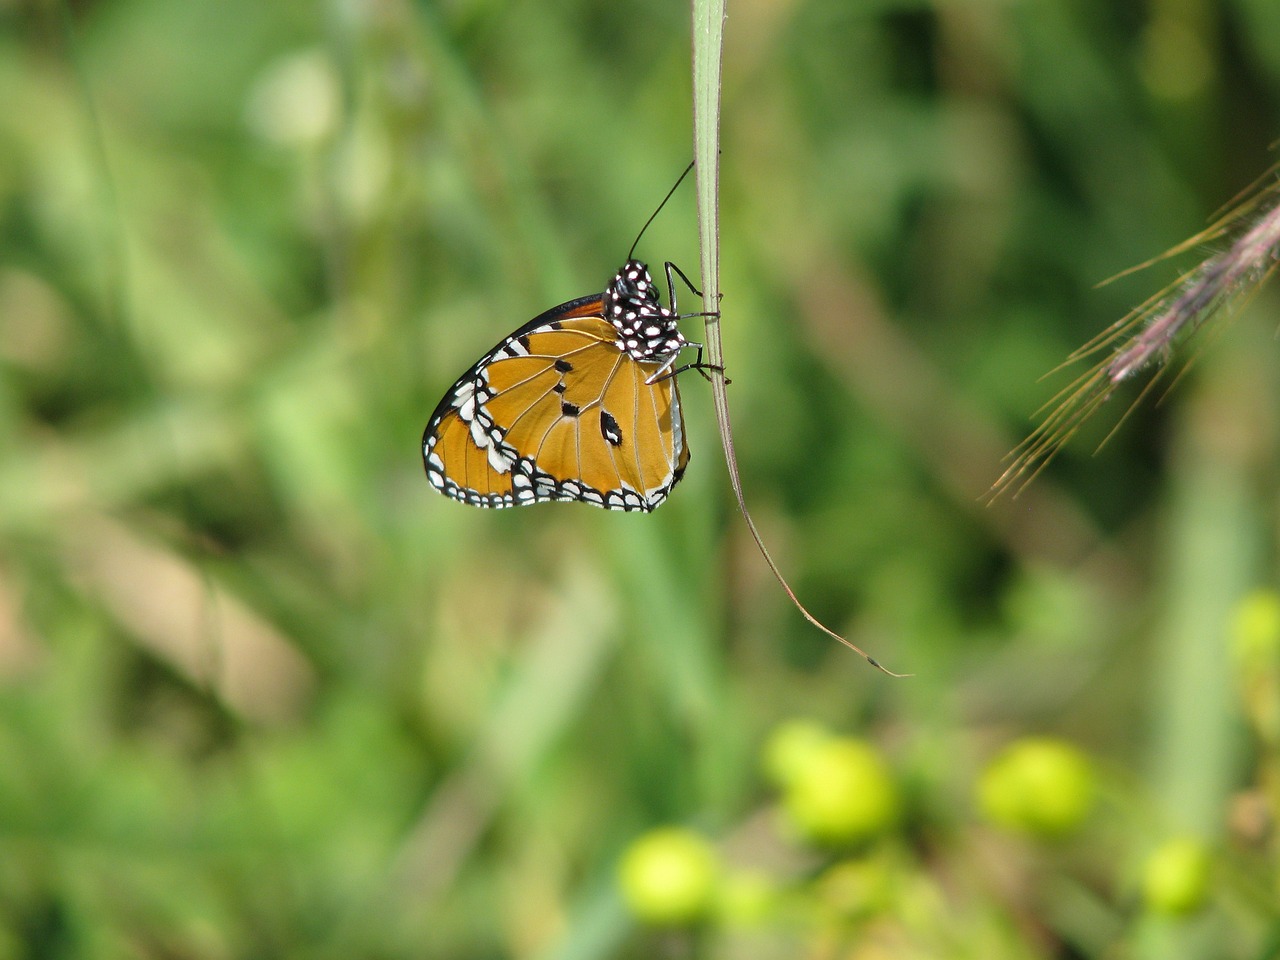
[422,257,718,511]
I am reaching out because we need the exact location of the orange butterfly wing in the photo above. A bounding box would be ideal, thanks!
[423,296,689,511]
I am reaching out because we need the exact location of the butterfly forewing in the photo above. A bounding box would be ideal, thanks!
[423,279,690,512]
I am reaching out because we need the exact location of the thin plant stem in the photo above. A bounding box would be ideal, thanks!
[690,0,905,676]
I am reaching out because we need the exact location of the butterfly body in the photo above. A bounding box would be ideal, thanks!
[423,260,693,512]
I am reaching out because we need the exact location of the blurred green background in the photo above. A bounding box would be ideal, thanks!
[2,0,1280,956]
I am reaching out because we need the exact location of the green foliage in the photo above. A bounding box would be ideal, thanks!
[618,827,720,926]
[1142,837,1213,917]
[977,736,1097,839]
[0,0,1279,956]
[780,736,899,846]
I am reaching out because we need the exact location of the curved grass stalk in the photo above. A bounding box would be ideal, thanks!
[691,0,905,676]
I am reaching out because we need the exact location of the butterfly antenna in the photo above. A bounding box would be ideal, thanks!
[628,161,696,260]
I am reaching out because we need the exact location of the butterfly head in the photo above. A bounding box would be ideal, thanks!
[605,259,687,362]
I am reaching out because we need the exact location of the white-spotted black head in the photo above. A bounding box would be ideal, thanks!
[604,259,687,362]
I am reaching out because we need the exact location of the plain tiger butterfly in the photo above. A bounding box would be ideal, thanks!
[422,166,719,512]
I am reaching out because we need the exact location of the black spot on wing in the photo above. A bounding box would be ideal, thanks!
[600,410,623,447]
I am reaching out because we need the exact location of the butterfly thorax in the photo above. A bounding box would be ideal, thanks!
[605,260,688,363]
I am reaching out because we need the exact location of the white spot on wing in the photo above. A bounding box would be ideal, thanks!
[487,442,513,474]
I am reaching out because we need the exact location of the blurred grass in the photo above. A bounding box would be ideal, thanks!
[1,0,1279,956]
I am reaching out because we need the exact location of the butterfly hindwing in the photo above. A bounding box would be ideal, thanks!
[423,284,689,512]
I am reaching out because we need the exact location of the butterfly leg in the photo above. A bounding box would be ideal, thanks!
[645,342,730,385]
[664,262,723,321]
